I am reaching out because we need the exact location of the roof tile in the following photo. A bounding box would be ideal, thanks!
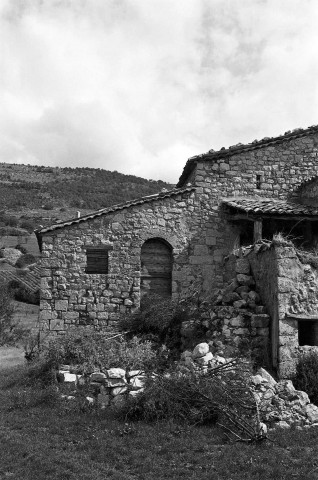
[222,198,318,216]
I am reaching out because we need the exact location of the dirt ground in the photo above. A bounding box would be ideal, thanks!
[0,346,26,370]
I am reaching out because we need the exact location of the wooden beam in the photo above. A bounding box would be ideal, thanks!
[227,214,318,222]
[253,219,263,242]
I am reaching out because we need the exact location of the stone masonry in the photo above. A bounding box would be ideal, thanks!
[36,125,318,375]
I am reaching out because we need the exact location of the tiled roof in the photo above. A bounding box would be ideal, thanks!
[177,124,318,187]
[35,186,195,236]
[222,198,318,216]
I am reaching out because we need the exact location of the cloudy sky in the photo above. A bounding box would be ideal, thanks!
[1,0,318,183]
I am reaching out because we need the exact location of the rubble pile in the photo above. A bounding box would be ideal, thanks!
[179,342,318,429]
[181,256,269,358]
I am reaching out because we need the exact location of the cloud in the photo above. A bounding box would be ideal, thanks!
[1,0,318,183]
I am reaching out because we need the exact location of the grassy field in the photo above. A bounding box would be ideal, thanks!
[0,346,25,369]
[1,364,318,480]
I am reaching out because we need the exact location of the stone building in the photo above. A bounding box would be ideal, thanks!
[36,124,318,377]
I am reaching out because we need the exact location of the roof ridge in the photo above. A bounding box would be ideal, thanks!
[177,124,318,187]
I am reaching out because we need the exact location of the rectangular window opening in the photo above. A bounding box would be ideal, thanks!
[85,247,109,274]
[298,320,318,346]
[256,175,261,190]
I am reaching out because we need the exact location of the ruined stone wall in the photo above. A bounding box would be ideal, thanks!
[248,247,279,368]
[246,244,318,378]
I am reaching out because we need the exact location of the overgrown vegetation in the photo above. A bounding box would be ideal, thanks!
[43,329,158,373]
[120,358,264,443]
[293,352,318,405]
[8,279,40,305]
[0,281,26,345]
[120,293,211,358]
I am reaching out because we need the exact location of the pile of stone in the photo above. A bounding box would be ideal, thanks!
[251,367,318,429]
[179,342,318,429]
[57,365,146,407]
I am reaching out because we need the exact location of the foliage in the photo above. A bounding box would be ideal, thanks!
[0,281,26,346]
[19,219,37,232]
[15,244,28,254]
[272,232,294,247]
[121,359,264,442]
[0,163,172,212]
[15,253,36,268]
[119,294,187,356]
[293,351,318,405]
[8,279,40,305]
[44,328,157,373]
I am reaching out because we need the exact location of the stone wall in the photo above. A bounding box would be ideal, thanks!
[40,190,199,336]
[248,247,279,368]
[247,243,318,378]
[39,130,318,342]
[187,131,318,292]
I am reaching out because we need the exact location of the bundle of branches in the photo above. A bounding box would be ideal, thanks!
[123,359,267,443]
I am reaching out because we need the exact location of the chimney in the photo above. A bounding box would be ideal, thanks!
[77,211,81,218]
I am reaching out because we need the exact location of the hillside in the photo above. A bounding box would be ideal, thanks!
[0,163,173,229]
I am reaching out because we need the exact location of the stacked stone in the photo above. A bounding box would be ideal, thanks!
[210,257,269,355]
[57,365,146,407]
[251,368,318,429]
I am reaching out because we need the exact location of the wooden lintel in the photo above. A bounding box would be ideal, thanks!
[227,214,318,222]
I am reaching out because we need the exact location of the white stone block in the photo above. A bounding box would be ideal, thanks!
[192,343,210,358]
[107,368,126,378]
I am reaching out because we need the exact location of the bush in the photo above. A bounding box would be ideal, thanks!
[44,328,158,373]
[119,295,186,356]
[293,352,318,405]
[19,219,36,232]
[8,280,40,305]
[15,253,36,268]
[0,281,26,345]
[42,203,54,210]
[15,244,27,254]
[120,359,262,441]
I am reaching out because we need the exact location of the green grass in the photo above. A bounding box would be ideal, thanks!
[1,366,318,479]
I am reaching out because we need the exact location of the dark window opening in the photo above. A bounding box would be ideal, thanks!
[256,175,261,189]
[298,320,318,346]
[85,248,109,274]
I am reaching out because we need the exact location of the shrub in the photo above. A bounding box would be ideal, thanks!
[15,244,27,254]
[120,359,263,442]
[119,294,186,356]
[15,253,36,268]
[8,280,40,305]
[19,219,36,232]
[0,281,26,345]
[42,203,54,210]
[293,352,318,405]
[44,328,157,373]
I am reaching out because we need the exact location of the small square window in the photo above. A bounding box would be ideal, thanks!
[85,248,109,274]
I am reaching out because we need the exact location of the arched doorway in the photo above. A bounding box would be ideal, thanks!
[140,238,172,300]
